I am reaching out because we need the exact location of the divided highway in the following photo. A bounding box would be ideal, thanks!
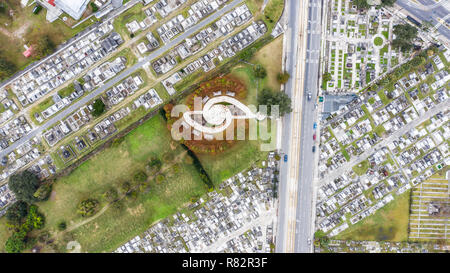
[276,0,322,253]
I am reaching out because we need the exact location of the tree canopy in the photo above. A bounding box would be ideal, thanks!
[276,72,290,84]
[8,170,40,204]
[353,0,370,10]
[392,24,418,52]
[5,201,28,225]
[77,199,99,217]
[380,0,396,7]
[91,99,106,117]
[257,88,292,117]
[253,64,267,79]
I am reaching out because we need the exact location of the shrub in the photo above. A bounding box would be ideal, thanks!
[77,199,99,217]
[133,171,148,183]
[103,187,118,203]
[156,174,165,184]
[58,221,67,231]
[91,99,106,117]
[253,64,267,79]
[276,72,290,84]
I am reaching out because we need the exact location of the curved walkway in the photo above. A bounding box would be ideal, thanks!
[183,95,266,134]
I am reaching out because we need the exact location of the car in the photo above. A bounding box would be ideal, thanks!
[32,4,42,14]
[313,134,316,140]
[307,92,312,101]
[284,154,288,162]
[313,122,317,129]
[312,146,316,153]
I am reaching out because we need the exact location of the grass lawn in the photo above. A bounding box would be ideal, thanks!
[13,114,207,252]
[112,3,146,38]
[251,35,283,91]
[374,36,383,46]
[199,140,269,186]
[68,160,205,252]
[0,218,12,252]
[352,159,369,176]
[335,190,411,242]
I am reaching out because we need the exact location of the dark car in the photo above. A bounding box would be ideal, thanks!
[284,154,288,162]
[312,146,316,153]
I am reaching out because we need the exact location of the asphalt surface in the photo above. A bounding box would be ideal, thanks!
[276,0,321,253]
[275,0,298,253]
[396,0,450,40]
[293,0,322,253]
[0,0,244,159]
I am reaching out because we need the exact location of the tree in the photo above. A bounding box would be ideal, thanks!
[0,57,16,80]
[133,171,148,183]
[276,72,290,84]
[353,0,370,10]
[8,170,40,204]
[5,201,28,225]
[322,72,332,82]
[33,183,52,201]
[380,0,396,7]
[90,2,99,12]
[257,88,292,117]
[103,187,118,203]
[392,24,418,52]
[5,232,26,253]
[253,64,267,79]
[120,181,131,194]
[91,99,106,117]
[148,157,162,175]
[57,221,67,231]
[33,36,56,59]
[240,47,257,61]
[77,199,99,217]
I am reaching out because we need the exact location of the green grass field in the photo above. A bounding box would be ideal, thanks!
[7,114,207,252]
[374,36,383,46]
[335,190,411,242]
[199,140,269,186]
[251,35,284,91]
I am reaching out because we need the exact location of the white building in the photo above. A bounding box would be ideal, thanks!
[54,0,90,20]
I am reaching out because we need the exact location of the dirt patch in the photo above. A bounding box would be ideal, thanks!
[127,204,145,217]
[14,21,31,40]
[49,190,57,201]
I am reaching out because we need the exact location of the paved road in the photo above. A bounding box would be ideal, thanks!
[276,0,321,253]
[0,0,245,159]
[293,0,322,253]
[275,0,300,253]
[396,0,450,40]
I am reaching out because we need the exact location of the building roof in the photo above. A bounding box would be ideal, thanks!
[55,0,90,20]
[23,46,33,58]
